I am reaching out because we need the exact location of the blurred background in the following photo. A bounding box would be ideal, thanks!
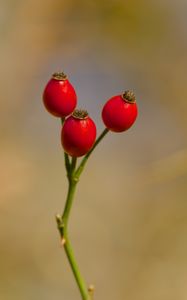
[1,0,187,299]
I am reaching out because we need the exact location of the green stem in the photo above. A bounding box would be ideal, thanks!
[62,178,77,223]
[57,158,91,300]
[75,128,109,178]
[64,235,89,300]
[64,152,70,174]
[56,127,109,300]
[70,156,77,175]
[61,117,65,126]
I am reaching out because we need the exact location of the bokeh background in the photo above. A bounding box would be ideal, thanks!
[1,0,187,299]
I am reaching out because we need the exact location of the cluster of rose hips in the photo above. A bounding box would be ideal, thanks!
[43,72,138,157]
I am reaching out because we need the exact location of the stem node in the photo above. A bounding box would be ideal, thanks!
[73,177,79,183]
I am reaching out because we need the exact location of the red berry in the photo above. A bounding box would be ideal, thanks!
[61,110,97,157]
[43,72,77,117]
[102,90,138,132]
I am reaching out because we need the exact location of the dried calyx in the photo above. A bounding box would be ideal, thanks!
[73,109,88,119]
[52,72,67,81]
[122,90,136,103]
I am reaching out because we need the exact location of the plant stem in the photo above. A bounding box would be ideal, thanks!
[56,127,109,300]
[75,128,109,178]
[64,235,89,300]
[64,152,70,174]
[57,158,91,300]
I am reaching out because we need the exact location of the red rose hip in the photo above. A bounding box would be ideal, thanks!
[43,72,77,117]
[102,90,138,132]
[61,110,97,157]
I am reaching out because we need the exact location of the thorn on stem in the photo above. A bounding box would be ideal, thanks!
[60,237,66,246]
[56,214,62,224]
[88,284,95,293]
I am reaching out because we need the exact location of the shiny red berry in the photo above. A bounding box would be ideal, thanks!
[61,110,97,157]
[43,72,77,117]
[102,90,138,132]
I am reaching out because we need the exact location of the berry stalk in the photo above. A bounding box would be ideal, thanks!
[56,157,89,300]
[75,128,109,178]
[56,126,109,300]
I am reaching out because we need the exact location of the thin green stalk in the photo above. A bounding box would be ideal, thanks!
[64,152,70,174]
[57,157,91,300]
[61,117,65,126]
[62,156,77,223]
[62,178,77,223]
[75,128,109,178]
[70,156,77,175]
[56,127,109,300]
[64,234,89,300]
[63,180,90,300]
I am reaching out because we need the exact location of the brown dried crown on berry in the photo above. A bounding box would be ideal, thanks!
[72,109,88,119]
[52,72,67,81]
[122,90,136,103]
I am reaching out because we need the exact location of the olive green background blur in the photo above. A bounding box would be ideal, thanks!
[1,0,187,299]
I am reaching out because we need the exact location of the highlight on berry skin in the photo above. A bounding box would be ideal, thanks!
[102,90,138,132]
[61,109,97,157]
[43,72,77,118]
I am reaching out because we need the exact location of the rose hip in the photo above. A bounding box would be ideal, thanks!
[61,110,97,157]
[43,72,77,117]
[102,90,138,132]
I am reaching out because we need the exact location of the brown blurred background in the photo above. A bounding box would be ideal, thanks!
[1,0,187,299]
